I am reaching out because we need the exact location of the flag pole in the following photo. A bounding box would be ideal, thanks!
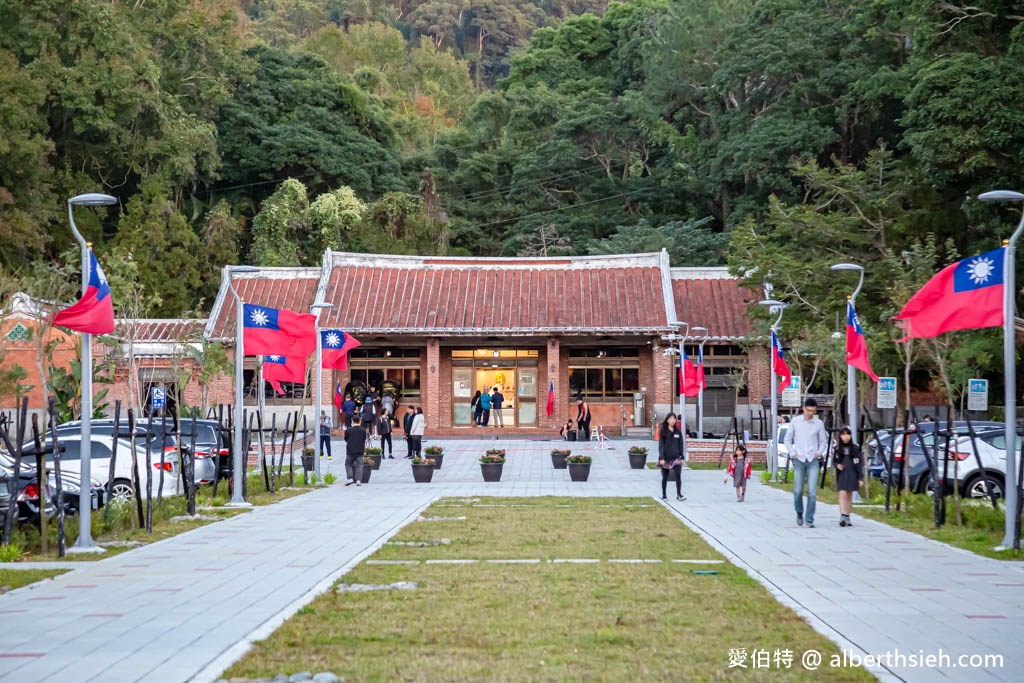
[310,304,333,480]
[760,300,789,482]
[226,265,262,506]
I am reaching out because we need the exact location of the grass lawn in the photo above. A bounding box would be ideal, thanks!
[226,497,875,682]
[0,568,68,592]
[766,474,1022,561]
[9,472,319,562]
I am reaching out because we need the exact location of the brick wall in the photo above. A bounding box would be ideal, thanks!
[747,344,770,405]
[643,437,768,465]
[0,316,77,410]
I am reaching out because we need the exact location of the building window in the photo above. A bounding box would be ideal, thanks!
[243,369,308,401]
[568,367,640,401]
[349,368,421,398]
[6,323,31,343]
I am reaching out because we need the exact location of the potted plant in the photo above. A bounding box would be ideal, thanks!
[485,448,506,457]
[479,453,505,482]
[550,448,570,469]
[628,446,648,470]
[365,447,383,470]
[425,445,445,470]
[360,456,374,484]
[567,454,592,482]
[302,447,315,473]
[411,457,436,483]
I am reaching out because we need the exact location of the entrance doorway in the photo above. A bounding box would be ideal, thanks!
[475,367,515,426]
[451,349,538,427]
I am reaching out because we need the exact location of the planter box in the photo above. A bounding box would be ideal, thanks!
[551,452,569,469]
[628,452,647,469]
[431,454,444,470]
[412,464,435,483]
[301,455,314,472]
[367,454,383,471]
[568,462,591,482]
[360,466,372,484]
[480,462,503,482]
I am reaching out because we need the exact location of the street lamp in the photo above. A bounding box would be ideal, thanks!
[978,189,1024,550]
[692,326,709,437]
[310,302,334,479]
[67,192,118,553]
[831,263,865,441]
[226,265,260,507]
[759,299,789,481]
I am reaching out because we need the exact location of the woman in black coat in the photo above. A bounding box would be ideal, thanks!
[471,391,482,426]
[657,412,686,501]
[834,427,864,527]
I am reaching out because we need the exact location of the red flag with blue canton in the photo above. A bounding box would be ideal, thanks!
[895,247,1004,339]
[263,355,307,395]
[771,329,792,392]
[53,250,114,335]
[546,381,555,417]
[681,349,700,397]
[333,381,343,412]
[320,329,361,370]
[696,346,707,390]
[242,304,316,357]
[846,300,879,382]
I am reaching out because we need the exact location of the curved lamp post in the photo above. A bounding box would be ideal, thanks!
[978,190,1024,550]
[759,299,789,481]
[691,326,709,437]
[226,265,260,507]
[67,193,118,553]
[831,263,865,440]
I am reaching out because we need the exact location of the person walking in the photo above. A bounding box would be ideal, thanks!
[491,387,505,427]
[834,427,864,527]
[784,398,829,527]
[410,406,426,459]
[479,389,492,426]
[576,398,592,441]
[341,393,356,429]
[319,410,333,461]
[402,405,416,458]
[471,390,483,426]
[726,444,752,502]
[657,412,686,501]
[361,396,376,445]
[343,419,367,486]
[378,410,394,458]
[381,391,395,419]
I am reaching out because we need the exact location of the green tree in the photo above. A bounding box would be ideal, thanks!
[308,186,367,253]
[197,201,242,307]
[249,179,309,266]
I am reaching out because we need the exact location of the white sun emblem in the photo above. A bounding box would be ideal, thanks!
[966,256,995,285]
[249,308,269,326]
[96,265,108,287]
[324,332,341,347]
[267,356,282,362]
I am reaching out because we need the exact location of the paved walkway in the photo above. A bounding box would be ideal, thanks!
[1,437,1021,682]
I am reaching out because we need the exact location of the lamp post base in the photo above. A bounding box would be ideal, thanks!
[224,501,254,509]
[68,544,107,555]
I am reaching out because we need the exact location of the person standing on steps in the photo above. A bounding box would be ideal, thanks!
[319,410,333,461]
[341,393,356,429]
[343,418,367,486]
[657,412,686,501]
[784,397,828,528]
[834,427,864,527]
[491,387,505,428]
[479,388,492,426]
[361,395,376,446]
[576,397,592,441]
[471,390,483,427]
[377,410,394,458]
[726,444,751,502]
[402,405,416,458]
[381,391,395,420]
[410,406,426,459]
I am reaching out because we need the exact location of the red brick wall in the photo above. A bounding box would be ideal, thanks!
[0,316,77,410]
[747,344,770,405]
[652,344,674,408]
[426,338,441,430]
[437,343,452,429]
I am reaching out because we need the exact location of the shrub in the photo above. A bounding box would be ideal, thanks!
[425,446,444,455]
[628,446,648,455]
[366,447,383,455]
[480,454,505,464]
[412,457,436,466]
[551,449,571,456]
[0,541,25,562]
[567,454,592,464]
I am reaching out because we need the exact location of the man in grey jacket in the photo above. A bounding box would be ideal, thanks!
[784,398,829,527]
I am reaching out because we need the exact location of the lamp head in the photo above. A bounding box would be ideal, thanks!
[830,263,863,272]
[69,193,118,207]
[979,190,1024,203]
[310,303,334,311]
[692,326,708,333]
[758,299,788,309]
[229,265,260,274]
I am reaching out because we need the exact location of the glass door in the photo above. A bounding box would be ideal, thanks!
[517,368,537,425]
[453,367,473,425]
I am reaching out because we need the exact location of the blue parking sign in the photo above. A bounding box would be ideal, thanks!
[151,386,166,410]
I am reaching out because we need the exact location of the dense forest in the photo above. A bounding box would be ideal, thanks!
[1,0,1023,399]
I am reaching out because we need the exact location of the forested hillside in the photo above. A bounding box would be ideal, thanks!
[1,1,1022,349]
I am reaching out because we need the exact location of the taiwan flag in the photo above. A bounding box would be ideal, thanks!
[846,300,879,382]
[771,329,792,392]
[680,350,700,398]
[242,304,316,357]
[333,381,343,412]
[53,250,115,335]
[546,381,555,417]
[320,329,361,370]
[895,247,1004,339]
[696,346,707,390]
[263,355,307,395]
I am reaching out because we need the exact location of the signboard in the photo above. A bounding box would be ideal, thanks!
[877,377,897,409]
[781,376,801,408]
[968,379,989,412]
[151,386,166,410]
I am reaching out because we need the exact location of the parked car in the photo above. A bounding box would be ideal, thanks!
[20,434,178,501]
[2,451,107,514]
[934,428,1023,498]
[868,422,1004,493]
[1,460,57,527]
[775,424,791,471]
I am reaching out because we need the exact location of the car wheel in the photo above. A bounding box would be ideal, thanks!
[964,474,1003,499]
[110,478,135,502]
[916,476,936,496]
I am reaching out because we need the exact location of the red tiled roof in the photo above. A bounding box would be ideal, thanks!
[206,269,322,340]
[319,253,675,334]
[113,319,204,343]
[671,268,756,340]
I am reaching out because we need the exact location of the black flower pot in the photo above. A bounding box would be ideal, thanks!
[628,452,647,469]
[551,452,569,469]
[367,454,383,470]
[568,462,591,482]
[480,462,504,482]
[301,455,314,472]
[360,466,372,484]
[430,454,444,470]
[412,464,435,483]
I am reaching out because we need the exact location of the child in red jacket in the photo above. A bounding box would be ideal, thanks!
[726,445,752,502]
